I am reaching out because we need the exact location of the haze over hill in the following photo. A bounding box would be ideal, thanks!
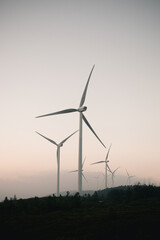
[0,170,157,201]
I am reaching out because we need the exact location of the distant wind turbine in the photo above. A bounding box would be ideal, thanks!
[70,157,88,183]
[126,169,135,185]
[36,65,106,194]
[35,130,78,196]
[93,173,101,190]
[91,144,112,189]
[109,167,120,187]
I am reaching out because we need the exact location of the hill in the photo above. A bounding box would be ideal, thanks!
[0,184,160,240]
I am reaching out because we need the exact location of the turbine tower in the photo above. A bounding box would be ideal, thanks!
[91,144,112,189]
[35,130,78,196]
[36,65,106,195]
[126,169,135,185]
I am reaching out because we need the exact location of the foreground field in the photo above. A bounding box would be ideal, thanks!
[0,185,160,240]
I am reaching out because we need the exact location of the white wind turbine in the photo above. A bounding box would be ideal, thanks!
[91,144,112,189]
[35,130,78,196]
[36,65,106,194]
[126,169,135,185]
[69,157,88,183]
[109,167,120,187]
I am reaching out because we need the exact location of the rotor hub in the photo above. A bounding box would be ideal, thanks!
[78,106,87,112]
[58,143,63,147]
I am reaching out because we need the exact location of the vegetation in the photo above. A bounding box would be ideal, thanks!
[0,184,160,240]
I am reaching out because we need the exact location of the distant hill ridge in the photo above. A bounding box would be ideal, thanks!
[96,184,160,201]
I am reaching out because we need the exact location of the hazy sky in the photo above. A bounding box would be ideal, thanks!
[1,0,160,199]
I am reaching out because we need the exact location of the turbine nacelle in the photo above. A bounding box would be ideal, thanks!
[58,143,63,147]
[78,106,87,112]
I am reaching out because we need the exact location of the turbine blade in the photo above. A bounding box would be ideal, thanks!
[113,167,120,174]
[36,108,78,118]
[82,157,86,168]
[69,170,78,173]
[107,164,112,173]
[105,144,112,161]
[82,114,106,148]
[90,161,105,165]
[79,65,95,107]
[82,173,88,183]
[125,168,129,177]
[35,131,57,146]
[60,130,78,145]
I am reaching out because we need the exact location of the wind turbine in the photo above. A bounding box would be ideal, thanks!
[69,157,88,183]
[36,65,106,194]
[90,144,112,189]
[93,173,101,190]
[35,130,78,196]
[109,167,120,187]
[126,169,135,185]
